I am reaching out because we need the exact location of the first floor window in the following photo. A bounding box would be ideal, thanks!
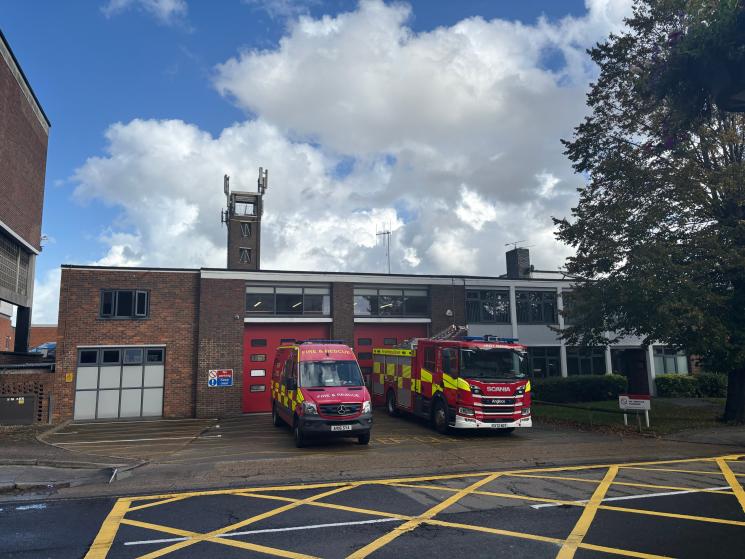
[245,285,330,316]
[100,290,149,319]
[516,291,557,324]
[353,287,428,317]
[466,290,510,323]
[239,247,252,264]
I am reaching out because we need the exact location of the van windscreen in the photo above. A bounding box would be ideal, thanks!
[300,360,364,387]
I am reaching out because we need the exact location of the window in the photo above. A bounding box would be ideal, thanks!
[516,291,557,324]
[654,347,689,375]
[102,349,121,364]
[424,347,435,372]
[442,348,458,376]
[146,348,164,363]
[353,287,428,317]
[357,338,372,346]
[358,352,373,361]
[234,201,256,216]
[78,349,98,365]
[250,354,267,362]
[123,348,143,364]
[251,339,267,347]
[240,222,252,238]
[383,338,397,346]
[239,248,252,264]
[528,347,561,378]
[100,290,149,319]
[566,347,606,376]
[466,290,510,323]
[245,285,330,316]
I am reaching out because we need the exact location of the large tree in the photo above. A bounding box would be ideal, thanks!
[556,0,745,422]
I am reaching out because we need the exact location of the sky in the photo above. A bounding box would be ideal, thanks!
[0,0,634,324]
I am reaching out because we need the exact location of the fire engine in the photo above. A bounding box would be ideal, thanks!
[372,327,531,433]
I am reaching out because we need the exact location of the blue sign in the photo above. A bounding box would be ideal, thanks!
[208,369,234,387]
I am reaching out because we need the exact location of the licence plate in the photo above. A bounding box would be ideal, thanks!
[330,425,352,431]
[489,399,508,405]
[490,423,510,428]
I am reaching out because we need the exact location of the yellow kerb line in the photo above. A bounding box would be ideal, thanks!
[557,465,619,559]
[347,473,502,559]
[716,455,745,514]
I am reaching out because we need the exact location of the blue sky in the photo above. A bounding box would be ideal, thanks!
[0,0,627,322]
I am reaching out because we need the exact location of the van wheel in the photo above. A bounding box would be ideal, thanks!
[432,400,450,435]
[386,390,399,417]
[293,419,305,448]
[272,404,283,427]
[358,432,371,445]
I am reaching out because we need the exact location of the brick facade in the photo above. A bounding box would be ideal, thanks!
[53,268,200,422]
[331,282,355,345]
[195,278,245,418]
[430,283,466,335]
[0,34,49,251]
[0,369,54,423]
[29,325,57,348]
[0,314,13,351]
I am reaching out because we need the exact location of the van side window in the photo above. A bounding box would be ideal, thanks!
[442,348,459,376]
[424,346,435,371]
[282,356,294,385]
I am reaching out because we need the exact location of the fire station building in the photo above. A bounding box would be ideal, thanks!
[51,173,690,423]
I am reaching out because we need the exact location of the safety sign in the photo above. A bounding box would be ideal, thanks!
[208,369,234,387]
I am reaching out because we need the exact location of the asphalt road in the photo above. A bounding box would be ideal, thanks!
[3,454,744,559]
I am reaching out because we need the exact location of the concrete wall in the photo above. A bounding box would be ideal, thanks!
[54,268,200,422]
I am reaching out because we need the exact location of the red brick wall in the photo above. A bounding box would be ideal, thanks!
[0,369,54,423]
[0,315,13,351]
[53,268,200,422]
[195,278,245,418]
[29,325,57,348]
[0,46,48,251]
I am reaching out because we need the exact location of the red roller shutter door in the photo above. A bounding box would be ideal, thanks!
[243,323,330,413]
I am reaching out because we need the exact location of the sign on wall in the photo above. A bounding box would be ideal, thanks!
[208,369,234,387]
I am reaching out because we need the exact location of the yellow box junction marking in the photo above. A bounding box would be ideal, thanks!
[84,454,745,559]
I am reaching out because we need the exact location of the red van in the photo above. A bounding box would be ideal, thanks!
[271,340,373,447]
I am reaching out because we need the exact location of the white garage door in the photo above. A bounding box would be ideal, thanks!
[73,346,165,420]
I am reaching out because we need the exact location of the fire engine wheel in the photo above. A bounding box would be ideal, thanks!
[357,432,371,445]
[432,400,450,434]
[272,404,283,427]
[386,390,399,417]
[293,419,305,448]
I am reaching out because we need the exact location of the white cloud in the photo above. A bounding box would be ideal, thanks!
[60,0,632,321]
[101,0,188,25]
[32,268,62,324]
[244,0,319,20]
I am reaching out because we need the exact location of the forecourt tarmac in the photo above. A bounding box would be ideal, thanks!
[3,453,744,559]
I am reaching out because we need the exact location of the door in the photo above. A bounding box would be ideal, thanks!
[354,323,428,404]
[243,323,330,413]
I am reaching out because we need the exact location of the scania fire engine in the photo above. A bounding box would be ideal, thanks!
[372,328,531,432]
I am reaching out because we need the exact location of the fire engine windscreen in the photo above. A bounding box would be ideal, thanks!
[460,349,529,380]
[300,361,365,387]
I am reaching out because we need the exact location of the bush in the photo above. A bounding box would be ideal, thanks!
[696,373,728,397]
[655,374,701,397]
[532,375,628,403]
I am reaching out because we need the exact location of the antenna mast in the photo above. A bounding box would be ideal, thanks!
[376,224,391,274]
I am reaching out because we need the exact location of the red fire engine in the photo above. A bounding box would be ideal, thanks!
[372,327,531,432]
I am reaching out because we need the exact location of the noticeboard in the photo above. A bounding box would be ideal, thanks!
[619,394,651,411]
[207,369,234,387]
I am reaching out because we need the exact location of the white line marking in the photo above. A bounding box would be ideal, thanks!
[71,418,216,426]
[531,485,731,509]
[124,517,400,546]
[54,436,195,445]
[15,504,47,511]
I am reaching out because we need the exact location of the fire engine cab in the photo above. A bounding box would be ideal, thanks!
[373,328,532,433]
[271,340,373,447]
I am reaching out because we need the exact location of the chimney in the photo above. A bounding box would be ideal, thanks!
[506,248,531,279]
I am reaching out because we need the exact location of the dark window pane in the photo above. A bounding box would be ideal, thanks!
[123,348,143,364]
[466,300,481,323]
[146,348,164,363]
[383,338,397,346]
[378,294,403,316]
[357,338,372,346]
[239,248,251,263]
[424,347,435,371]
[115,291,134,317]
[251,339,267,347]
[135,291,148,316]
[246,292,274,313]
[102,349,121,364]
[250,354,267,362]
[358,352,373,361]
[280,338,296,344]
[79,349,98,364]
[276,292,303,314]
[101,291,114,317]
[303,294,330,315]
[404,295,428,316]
[240,222,251,237]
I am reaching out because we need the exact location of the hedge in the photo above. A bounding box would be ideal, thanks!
[532,374,628,403]
[655,373,727,398]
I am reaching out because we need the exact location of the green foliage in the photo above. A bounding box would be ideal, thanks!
[697,372,728,397]
[555,0,745,421]
[655,372,728,397]
[655,374,701,397]
[532,375,628,403]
